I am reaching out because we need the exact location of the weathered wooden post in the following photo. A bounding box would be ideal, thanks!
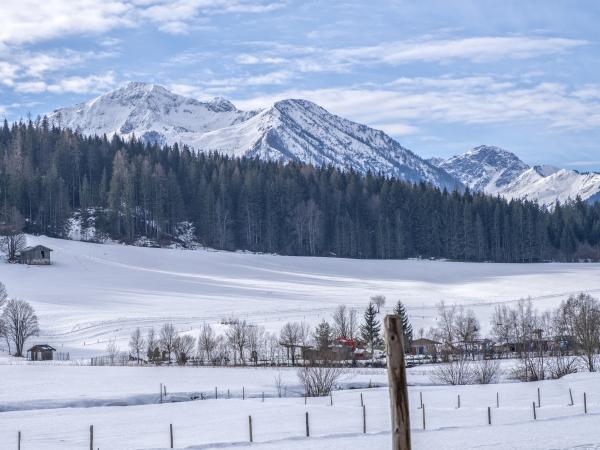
[363,405,367,434]
[537,387,541,408]
[457,394,460,409]
[18,431,21,450]
[487,406,491,425]
[305,412,310,437]
[248,415,253,442]
[422,404,426,430]
[532,402,537,420]
[496,392,499,408]
[569,388,574,406]
[584,393,588,414]
[90,425,94,450]
[164,385,167,396]
[170,424,174,448]
[419,392,423,409]
[384,315,411,450]
[360,392,364,407]
[330,391,333,406]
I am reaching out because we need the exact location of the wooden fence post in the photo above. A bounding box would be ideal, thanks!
[18,431,21,450]
[532,402,537,420]
[363,405,367,434]
[243,386,245,400]
[457,394,460,409]
[90,425,93,450]
[496,392,499,408]
[215,387,218,399]
[384,315,412,450]
[360,392,364,407]
[569,388,574,406]
[584,393,588,414]
[305,412,310,437]
[248,415,253,442]
[537,387,541,408]
[164,385,167,396]
[170,423,173,448]
[330,391,333,406]
[487,406,491,425]
[160,383,163,404]
[422,404,426,430]
[419,392,423,409]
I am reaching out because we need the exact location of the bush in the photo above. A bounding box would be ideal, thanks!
[429,359,475,385]
[473,360,501,384]
[298,365,345,396]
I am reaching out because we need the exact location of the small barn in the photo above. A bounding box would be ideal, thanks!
[17,245,53,265]
[27,344,56,361]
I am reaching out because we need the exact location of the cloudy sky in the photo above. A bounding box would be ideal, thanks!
[1,0,600,168]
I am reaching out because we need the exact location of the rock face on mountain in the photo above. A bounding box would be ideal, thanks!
[434,146,600,206]
[49,82,460,190]
[438,145,530,194]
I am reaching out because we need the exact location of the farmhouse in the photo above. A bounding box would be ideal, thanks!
[27,344,56,361]
[410,338,442,356]
[16,245,53,265]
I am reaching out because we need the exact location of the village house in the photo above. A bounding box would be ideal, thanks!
[410,338,442,356]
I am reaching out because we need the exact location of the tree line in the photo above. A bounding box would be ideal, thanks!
[427,293,600,383]
[3,118,600,261]
[121,296,412,367]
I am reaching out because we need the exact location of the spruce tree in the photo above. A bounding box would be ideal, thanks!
[393,301,413,352]
[360,302,381,357]
[314,320,333,351]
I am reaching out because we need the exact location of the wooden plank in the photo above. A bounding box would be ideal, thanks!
[384,315,412,450]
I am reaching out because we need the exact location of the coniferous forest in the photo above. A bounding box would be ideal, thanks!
[2,118,600,262]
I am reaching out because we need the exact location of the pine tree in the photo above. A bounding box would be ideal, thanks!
[360,302,381,357]
[393,300,413,352]
[314,320,333,351]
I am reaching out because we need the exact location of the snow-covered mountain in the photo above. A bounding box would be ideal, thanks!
[437,145,530,194]
[433,146,600,206]
[49,82,460,190]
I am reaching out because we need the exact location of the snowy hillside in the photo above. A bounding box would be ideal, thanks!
[434,145,600,205]
[48,82,459,190]
[3,235,600,356]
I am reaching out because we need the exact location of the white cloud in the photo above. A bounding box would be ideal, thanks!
[0,1,133,46]
[15,73,117,94]
[235,36,587,77]
[231,76,600,137]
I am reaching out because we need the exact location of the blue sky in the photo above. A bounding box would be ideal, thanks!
[1,0,600,169]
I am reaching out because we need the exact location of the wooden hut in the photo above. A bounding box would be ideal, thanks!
[16,245,53,265]
[27,344,56,361]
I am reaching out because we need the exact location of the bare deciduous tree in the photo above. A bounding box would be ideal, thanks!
[198,322,218,363]
[159,323,177,364]
[280,321,309,365]
[129,327,145,364]
[0,207,26,262]
[226,319,250,365]
[555,293,600,372]
[473,359,501,384]
[1,299,39,357]
[370,295,386,313]
[174,334,196,365]
[146,327,158,362]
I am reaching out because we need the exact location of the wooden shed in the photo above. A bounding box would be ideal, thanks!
[27,344,56,361]
[16,245,53,265]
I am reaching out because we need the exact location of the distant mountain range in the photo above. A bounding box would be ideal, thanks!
[431,145,600,206]
[49,82,600,206]
[49,82,458,191]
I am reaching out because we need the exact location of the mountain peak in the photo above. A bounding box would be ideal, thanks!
[438,145,529,193]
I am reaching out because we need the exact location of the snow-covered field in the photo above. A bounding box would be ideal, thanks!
[1,362,599,450]
[3,236,600,449]
[2,235,600,356]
